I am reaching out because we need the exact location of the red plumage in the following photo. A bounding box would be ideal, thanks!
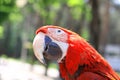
[59,30,120,80]
[34,26,120,80]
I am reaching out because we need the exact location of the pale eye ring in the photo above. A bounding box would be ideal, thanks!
[56,29,64,34]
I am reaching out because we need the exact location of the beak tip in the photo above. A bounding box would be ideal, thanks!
[40,59,47,66]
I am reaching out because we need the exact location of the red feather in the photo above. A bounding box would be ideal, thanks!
[59,29,120,80]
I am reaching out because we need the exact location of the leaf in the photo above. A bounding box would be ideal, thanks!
[67,0,84,7]
[0,26,4,38]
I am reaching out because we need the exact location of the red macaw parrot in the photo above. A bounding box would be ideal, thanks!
[33,25,120,80]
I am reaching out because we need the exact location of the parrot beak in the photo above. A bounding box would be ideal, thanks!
[33,32,63,65]
[33,32,46,64]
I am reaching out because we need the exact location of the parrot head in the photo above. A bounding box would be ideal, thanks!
[33,25,77,64]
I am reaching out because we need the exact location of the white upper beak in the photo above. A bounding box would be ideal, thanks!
[33,32,45,64]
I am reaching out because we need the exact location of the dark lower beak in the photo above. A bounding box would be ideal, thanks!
[43,36,62,61]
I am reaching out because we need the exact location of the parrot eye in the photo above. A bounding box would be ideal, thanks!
[57,30,61,33]
[56,29,64,35]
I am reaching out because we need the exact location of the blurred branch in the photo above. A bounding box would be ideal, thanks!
[89,0,101,51]
[99,0,110,55]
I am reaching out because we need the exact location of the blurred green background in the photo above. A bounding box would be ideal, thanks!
[0,0,120,80]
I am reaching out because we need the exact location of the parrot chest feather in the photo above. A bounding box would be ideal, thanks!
[60,59,120,80]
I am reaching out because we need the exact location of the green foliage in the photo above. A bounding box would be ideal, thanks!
[67,0,84,20]
[67,0,84,7]
[67,0,91,21]
[28,0,62,24]
[0,0,17,24]
[0,25,4,38]
[1,54,8,58]
[49,63,58,69]
[81,27,90,40]
[85,5,92,21]
[9,13,23,22]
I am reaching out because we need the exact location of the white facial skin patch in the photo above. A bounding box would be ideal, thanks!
[47,28,68,43]
[47,28,69,62]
